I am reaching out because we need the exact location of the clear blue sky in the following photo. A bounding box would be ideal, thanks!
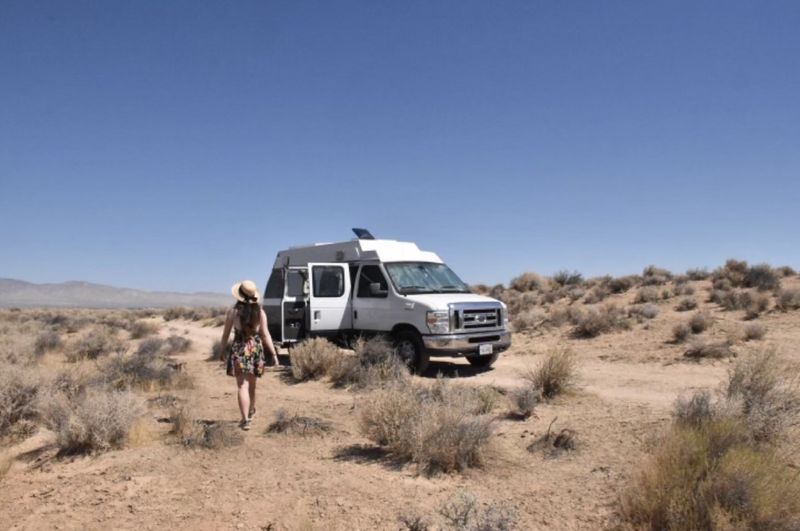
[1,1,798,293]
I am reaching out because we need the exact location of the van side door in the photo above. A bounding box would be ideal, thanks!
[307,263,352,336]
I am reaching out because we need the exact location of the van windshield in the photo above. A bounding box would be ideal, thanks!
[384,262,470,294]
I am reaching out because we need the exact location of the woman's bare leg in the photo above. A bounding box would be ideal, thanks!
[236,373,249,422]
[247,375,257,417]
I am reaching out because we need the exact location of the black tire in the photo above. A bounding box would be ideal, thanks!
[394,329,430,374]
[466,352,499,369]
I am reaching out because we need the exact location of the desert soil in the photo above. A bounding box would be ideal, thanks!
[1,278,799,530]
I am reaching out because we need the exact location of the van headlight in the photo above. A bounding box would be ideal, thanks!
[426,310,450,334]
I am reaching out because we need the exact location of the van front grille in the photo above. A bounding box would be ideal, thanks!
[453,307,502,330]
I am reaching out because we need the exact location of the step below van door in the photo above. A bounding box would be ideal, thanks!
[307,263,352,335]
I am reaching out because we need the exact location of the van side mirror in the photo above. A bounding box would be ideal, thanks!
[369,282,388,297]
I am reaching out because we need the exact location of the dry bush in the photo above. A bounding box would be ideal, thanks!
[38,388,145,454]
[208,340,225,361]
[511,308,546,333]
[744,263,781,291]
[743,291,771,320]
[509,272,550,292]
[66,327,124,362]
[170,402,243,449]
[33,330,61,357]
[0,364,40,438]
[688,312,711,334]
[743,323,767,341]
[571,304,630,338]
[642,265,673,286]
[129,320,159,339]
[713,258,750,288]
[164,335,191,355]
[162,307,189,321]
[266,409,332,437]
[359,379,494,474]
[606,275,640,294]
[551,270,583,287]
[777,265,797,277]
[674,297,697,312]
[673,390,715,428]
[684,340,734,360]
[511,386,540,419]
[289,338,341,381]
[438,491,518,531]
[776,288,800,311]
[136,337,164,357]
[523,348,578,399]
[673,283,694,296]
[628,303,659,322]
[686,268,710,280]
[329,336,410,389]
[103,350,192,391]
[634,287,660,304]
[672,323,691,343]
[583,286,610,304]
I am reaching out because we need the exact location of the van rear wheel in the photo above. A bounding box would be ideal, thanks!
[466,352,499,369]
[394,330,430,375]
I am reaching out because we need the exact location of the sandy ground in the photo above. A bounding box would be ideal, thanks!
[1,278,799,530]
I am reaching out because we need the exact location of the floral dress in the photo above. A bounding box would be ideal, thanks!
[226,328,266,377]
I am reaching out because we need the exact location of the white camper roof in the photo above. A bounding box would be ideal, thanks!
[271,239,443,269]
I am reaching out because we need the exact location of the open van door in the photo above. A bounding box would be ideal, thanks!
[307,263,352,335]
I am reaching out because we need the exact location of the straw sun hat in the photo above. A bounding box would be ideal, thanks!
[231,280,261,303]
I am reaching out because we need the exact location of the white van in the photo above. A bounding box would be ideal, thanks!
[262,229,511,372]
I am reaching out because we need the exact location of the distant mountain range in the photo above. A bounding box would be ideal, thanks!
[0,279,231,308]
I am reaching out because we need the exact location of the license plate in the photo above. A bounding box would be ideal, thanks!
[479,344,493,355]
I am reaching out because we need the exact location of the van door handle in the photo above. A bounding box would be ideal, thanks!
[313,310,321,321]
[354,310,358,320]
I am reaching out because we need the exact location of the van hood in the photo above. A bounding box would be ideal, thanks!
[403,293,503,310]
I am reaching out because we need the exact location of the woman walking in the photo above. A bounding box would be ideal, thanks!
[220,280,279,430]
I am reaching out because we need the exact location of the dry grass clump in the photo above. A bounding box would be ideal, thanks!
[129,320,159,339]
[688,311,711,334]
[583,285,610,304]
[509,272,550,292]
[776,288,800,311]
[628,303,659,322]
[571,304,630,338]
[33,330,61,357]
[0,364,40,439]
[634,286,660,304]
[164,335,191,355]
[331,336,410,389]
[674,297,697,312]
[743,323,767,341]
[170,403,243,449]
[400,492,517,531]
[523,348,578,400]
[103,350,192,391]
[66,327,124,362]
[266,409,332,437]
[38,388,145,454]
[510,386,540,419]
[359,379,494,474]
[683,340,734,360]
[289,338,341,381]
[511,308,547,333]
[622,351,800,530]
[671,323,691,343]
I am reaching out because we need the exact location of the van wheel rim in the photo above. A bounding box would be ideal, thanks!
[397,340,416,363]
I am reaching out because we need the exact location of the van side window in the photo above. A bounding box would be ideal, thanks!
[313,266,345,298]
[286,270,306,298]
[357,265,389,298]
[264,269,284,299]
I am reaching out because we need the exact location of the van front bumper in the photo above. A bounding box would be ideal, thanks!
[422,330,512,356]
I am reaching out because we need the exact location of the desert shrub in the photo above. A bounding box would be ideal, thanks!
[673,283,694,296]
[66,327,124,362]
[208,340,225,361]
[289,338,341,381]
[509,272,550,292]
[743,291,771,320]
[776,288,800,311]
[438,491,518,531]
[674,297,697,312]
[551,269,583,287]
[511,386,539,419]
[628,303,659,322]
[162,307,188,321]
[511,308,546,333]
[583,286,609,304]
[744,263,781,291]
[33,330,61,356]
[0,364,40,438]
[563,285,585,302]
[266,409,332,437]
[642,265,672,286]
[170,402,243,449]
[743,323,766,341]
[523,348,577,400]
[672,323,691,343]
[164,335,191,355]
[103,350,192,391]
[329,336,409,389]
[135,337,164,357]
[606,275,639,294]
[129,320,159,339]
[571,304,630,338]
[688,312,711,334]
[684,340,734,360]
[777,265,797,277]
[673,390,715,428]
[39,388,145,454]
[685,268,710,280]
[359,380,494,474]
[713,259,750,288]
[634,287,660,304]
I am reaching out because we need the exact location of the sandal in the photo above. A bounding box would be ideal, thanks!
[240,419,251,431]
[248,407,256,420]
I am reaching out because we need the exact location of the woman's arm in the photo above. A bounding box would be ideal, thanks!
[219,307,234,361]
[260,308,279,362]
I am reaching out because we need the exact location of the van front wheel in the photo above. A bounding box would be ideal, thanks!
[394,330,430,375]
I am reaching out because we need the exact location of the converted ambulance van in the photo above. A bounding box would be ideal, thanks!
[262,229,511,373]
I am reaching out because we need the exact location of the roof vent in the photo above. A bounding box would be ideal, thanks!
[352,228,375,240]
